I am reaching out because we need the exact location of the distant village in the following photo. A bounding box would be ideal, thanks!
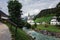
[23,13,60,25]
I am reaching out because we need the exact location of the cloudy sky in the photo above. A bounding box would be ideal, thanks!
[0,0,60,17]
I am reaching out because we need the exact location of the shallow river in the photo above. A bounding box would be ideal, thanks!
[22,27,60,40]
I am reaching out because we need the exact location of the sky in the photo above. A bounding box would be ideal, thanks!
[0,0,60,17]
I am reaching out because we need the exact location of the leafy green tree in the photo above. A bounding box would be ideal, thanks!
[33,15,37,28]
[56,2,60,8]
[8,0,23,28]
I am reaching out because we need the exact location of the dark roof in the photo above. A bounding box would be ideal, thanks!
[0,10,8,17]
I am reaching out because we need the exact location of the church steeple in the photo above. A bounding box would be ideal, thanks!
[28,13,30,17]
[28,13,32,20]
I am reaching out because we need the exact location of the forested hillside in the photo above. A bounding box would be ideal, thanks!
[35,2,60,18]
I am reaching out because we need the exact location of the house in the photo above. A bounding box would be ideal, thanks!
[0,10,9,21]
[50,16,60,25]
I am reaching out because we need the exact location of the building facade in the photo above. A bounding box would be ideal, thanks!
[0,10,8,21]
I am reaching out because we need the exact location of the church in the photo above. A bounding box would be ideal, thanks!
[27,14,35,25]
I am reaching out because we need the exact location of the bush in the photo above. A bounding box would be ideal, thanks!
[56,25,60,27]
[45,24,49,28]
[24,23,31,29]
[5,22,31,40]
[31,25,36,29]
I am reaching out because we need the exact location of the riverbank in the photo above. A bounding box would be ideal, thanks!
[4,22,33,40]
[34,29,60,38]
[22,27,60,40]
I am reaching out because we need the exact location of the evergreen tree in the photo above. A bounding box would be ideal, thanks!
[56,2,60,22]
[8,0,23,28]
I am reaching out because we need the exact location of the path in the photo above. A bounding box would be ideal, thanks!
[0,22,11,40]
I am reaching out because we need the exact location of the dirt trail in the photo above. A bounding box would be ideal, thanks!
[0,22,11,40]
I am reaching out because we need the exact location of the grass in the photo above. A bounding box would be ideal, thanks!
[36,24,60,32]
[35,16,53,23]
[4,22,32,40]
[34,15,60,32]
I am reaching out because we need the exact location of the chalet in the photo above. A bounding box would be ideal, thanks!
[50,16,60,25]
[0,10,9,21]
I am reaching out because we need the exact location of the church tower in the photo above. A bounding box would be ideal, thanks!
[28,13,31,20]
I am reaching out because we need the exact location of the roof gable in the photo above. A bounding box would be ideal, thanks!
[0,10,8,17]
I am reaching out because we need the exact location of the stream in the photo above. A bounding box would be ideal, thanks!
[22,27,60,40]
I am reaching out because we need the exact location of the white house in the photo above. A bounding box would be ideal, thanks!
[27,20,35,25]
[50,19,57,25]
[36,23,40,25]
[42,22,46,25]
[50,16,60,25]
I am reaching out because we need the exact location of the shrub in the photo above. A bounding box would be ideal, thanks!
[24,23,31,29]
[45,24,49,28]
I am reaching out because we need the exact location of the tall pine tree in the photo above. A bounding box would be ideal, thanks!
[8,0,23,28]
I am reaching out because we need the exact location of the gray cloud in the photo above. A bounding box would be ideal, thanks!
[20,0,60,17]
[0,0,60,17]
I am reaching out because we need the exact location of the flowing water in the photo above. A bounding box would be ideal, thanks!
[22,27,60,40]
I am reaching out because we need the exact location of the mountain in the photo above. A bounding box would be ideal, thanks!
[35,2,60,18]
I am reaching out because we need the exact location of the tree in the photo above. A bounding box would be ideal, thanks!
[56,2,60,22]
[8,0,23,28]
[33,16,37,28]
[56,2,60,8]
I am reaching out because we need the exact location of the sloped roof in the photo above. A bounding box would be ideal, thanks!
[0,10,8,17]
[51,19,58,22]
[52,16,57,19]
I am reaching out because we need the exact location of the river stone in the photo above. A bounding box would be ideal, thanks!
[43,30,48,35]
[55,33,60,38]
[48,32,52,36]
